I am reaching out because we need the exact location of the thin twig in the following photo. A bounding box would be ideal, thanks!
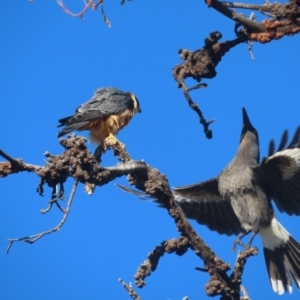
[135,237,190,287]
[183,89,215,139]
[240,285,251,300]
[118,278,141,300]
[207,0,266,33]
[40,199,66,214]
[0,149,20,166]
[230,247,258,286]
[40,201,54,214]
[57,0,93,18]
[57,0,105,20]
[247,41,256,60]
[221,1,272,11]
[6,179,79,254]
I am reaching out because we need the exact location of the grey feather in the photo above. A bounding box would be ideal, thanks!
[118,107,300,294]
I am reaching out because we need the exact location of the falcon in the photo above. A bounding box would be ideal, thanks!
[57,87,141,146]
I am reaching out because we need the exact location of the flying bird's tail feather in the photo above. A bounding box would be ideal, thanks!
[116,184,154,201]
[259,218,300,294]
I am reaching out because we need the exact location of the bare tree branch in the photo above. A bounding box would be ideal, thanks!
[7,179,79,253]
[221,1,272,11]
[173,32,244,139]
[12,1,300,298]
[119,278,141,300]
[1,134,256,298]
[240,285,251,300]
[135,237,191,287]
[206,0,300,43]
[56,0,103,18]
[206,0,266,32]
[111,162,251,299]
[228,247,258,295]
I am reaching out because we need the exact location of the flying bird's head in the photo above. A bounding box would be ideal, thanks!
[239,107,260,162]
[127,92,142,114]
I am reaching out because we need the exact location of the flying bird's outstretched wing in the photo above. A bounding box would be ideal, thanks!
[118,178,242,236]
[118,109,300,294]
[255,127,300,215]
[173,178,242,236]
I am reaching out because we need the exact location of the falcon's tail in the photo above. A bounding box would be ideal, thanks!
[56,116,87,138]
[57,116,73,127]
[259,217,300,294]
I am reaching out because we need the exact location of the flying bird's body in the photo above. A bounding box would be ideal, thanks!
[120,108,300,294]
[218,135,274,233]
[173,108,300,294]
[57,87,141,145]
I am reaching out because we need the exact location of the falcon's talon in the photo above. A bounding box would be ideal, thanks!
[103,133,126,150]
[104,137,118,146]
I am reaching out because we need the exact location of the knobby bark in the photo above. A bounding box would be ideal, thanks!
[1,135,255,299]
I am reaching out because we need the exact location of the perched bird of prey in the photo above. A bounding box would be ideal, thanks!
[57,87,141,146]
[120,108,300,294]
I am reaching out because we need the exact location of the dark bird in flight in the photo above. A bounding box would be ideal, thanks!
[120,108,300,294]
[57,87,141,146]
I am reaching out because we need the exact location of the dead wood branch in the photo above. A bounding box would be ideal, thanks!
[119,278,141,300]
[6,179,78,253]
[1,135,135,252]
[57,0,103,18]
[230,247,258,289]
[110,161,256,299]
[135,237,191,287]
[173,32,244,88]
[56,0,123,26]
[1,135,256,298]
[173,32,243,139]
[207,0,300,43]
[221,1,300,20]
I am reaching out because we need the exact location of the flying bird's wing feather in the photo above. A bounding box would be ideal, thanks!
[255,127,300,215]
[118,179,242,236]
[173,178,242,236]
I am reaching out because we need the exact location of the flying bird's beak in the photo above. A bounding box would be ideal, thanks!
[138,107,142,113]
[242,107,254,131]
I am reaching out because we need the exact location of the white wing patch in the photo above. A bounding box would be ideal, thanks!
[173,192,222,203]
[271,278,292,295]
[269,147,300,180]
[259,218,290,250]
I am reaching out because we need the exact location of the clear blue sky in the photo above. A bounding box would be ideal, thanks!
[1,1,300,299]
